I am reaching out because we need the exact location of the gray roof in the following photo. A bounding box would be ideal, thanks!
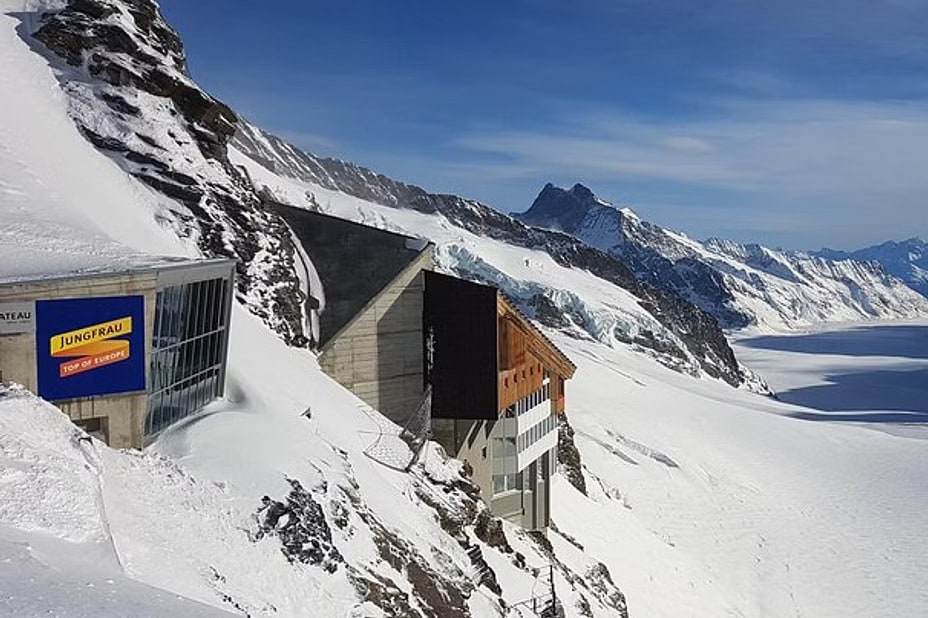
[270,203,431,347]
[0,255,234,287]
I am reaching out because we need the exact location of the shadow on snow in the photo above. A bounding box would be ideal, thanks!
[740,325,928,360]
[777,366,928,421]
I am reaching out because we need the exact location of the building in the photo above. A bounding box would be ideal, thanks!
[424,271,576,530]
[0,258,235,448]
[273,203,433,427]
[275,206,576,530]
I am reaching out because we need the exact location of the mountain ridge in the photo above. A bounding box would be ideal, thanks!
[232,122,746,386]
[813,237,928,298]
[517,183,928,330]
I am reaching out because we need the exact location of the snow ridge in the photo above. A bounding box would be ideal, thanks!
[518,183,928,331]
[814,237,928,298]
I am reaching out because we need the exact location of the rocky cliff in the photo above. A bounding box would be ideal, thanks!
[31,0,307,344]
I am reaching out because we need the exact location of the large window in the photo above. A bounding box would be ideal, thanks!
[145,276,231,436]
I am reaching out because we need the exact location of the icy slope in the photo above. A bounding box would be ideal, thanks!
[0,385,238,618]
[0,308,629,618]
[0,1,195,278]
[518,183,928,331]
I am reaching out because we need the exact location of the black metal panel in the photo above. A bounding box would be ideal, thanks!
[424,271,498,419]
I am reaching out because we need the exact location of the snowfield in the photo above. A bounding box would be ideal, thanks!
[556,324,928,617]
[734,321,928,439]
[2,0,928,616]
[4,320,927,617]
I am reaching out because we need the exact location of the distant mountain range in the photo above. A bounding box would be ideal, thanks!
[814,238,928,299]
[516,183,928,330]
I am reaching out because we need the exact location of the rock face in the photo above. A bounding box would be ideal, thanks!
[518,183,928,330]
[815,238,928,299]
[232,123,745,386]
[31,0,307,345]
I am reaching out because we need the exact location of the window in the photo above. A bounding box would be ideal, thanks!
[492,472,521,494]
[493,436,517,457]
[145,276,232,436]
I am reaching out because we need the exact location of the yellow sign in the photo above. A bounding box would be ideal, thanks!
[50,317,132,355]
[49,316,133,378]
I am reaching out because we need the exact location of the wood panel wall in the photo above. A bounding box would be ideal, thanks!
[496,297,575,415]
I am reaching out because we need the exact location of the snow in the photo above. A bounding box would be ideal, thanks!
[2,1,927,616]
[6,317,928,616]
[0,2,195,280]
[0,528,237,617]
[733,319,928,439]
[554,323,928,617]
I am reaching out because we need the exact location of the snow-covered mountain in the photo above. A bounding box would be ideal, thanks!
[27,0,307,344]
[13,0,754,388]
[231,123,747,387]
[4,1,928,617]
[815,237,928,299]
[517,183,928,331]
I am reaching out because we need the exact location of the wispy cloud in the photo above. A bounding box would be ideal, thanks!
[450,97,928,247]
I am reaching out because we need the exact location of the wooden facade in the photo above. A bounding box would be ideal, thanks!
[496,296,575,415]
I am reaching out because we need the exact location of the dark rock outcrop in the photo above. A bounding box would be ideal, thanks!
[557,413,587,496]
[30,0,306,345]
[252,478,343,572]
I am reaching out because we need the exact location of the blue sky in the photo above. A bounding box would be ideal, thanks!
[160,1,928,250]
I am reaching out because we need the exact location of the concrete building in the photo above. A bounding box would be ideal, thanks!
[273,203,434,427]
[275,207,576,530]
[424,272,576,530]
[0,258,235,448]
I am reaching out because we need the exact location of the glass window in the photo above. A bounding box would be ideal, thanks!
[492,472,521,495]
[145,275,232,437]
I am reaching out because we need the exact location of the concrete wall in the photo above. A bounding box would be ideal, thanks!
[432,416,552,530]
[319,250,432,426]
[0,272,157,448]
[433,418,494,506]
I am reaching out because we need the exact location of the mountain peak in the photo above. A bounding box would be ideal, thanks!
[569,182,596,200]
[517,182,618,235]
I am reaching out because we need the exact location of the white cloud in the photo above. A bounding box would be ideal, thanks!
[450,97,928,247]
